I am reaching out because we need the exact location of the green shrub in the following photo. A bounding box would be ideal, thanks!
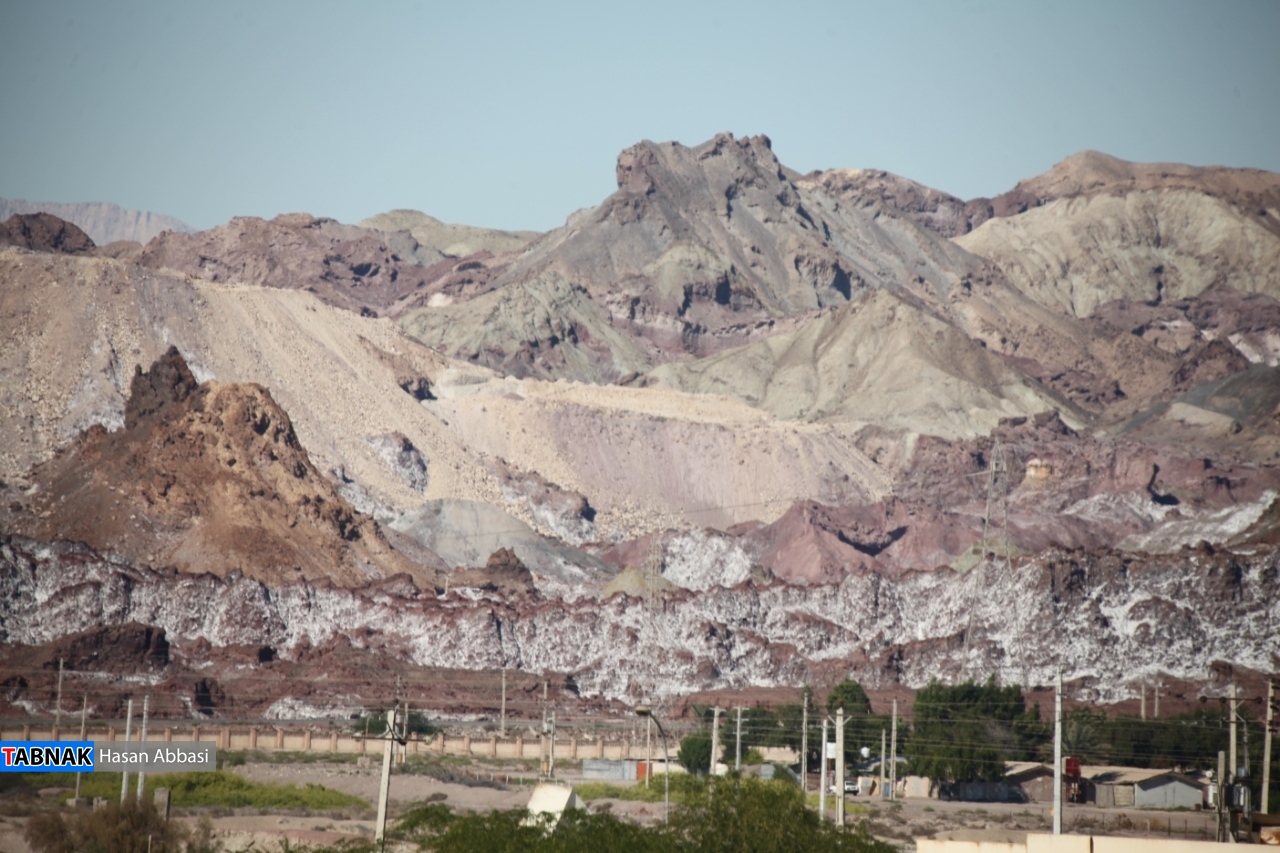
[163,771,366,809]
[411,776,893,852]
[576,774,706,805]
[389,801,456,844]
[21,771,123,804]
[21,770,362,811]
[677,734,712,774]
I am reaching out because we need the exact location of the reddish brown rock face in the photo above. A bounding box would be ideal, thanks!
[136,213,450,317]
[0,213,96,254]
[0,347,444,589]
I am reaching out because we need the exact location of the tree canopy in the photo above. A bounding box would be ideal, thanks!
[905,678,1045,782]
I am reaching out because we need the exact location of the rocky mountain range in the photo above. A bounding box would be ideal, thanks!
[1,133,1277,719]
[0,197,192,246]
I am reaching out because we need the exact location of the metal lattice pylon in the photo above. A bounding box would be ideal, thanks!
[962,439,1012,679]
[982,439,1013,575]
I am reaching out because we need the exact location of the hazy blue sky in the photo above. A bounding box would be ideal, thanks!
[1,0,1277,232]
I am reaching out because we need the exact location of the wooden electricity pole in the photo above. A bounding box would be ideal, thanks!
[801,694,808,793]
[120,699,134,805]
[735,706,743,772]
[889,699,898,801]
[74,694,87,803]
[54,659,64,735]
[1053,671,1063,836]
[1262,678,1274,814]
[374,705,407,847]
[819,716,828,822]
[136,695,149,800]
[1230,683,1238,783]
[835,706,845,827]
[710,707,722,775]
[880,729,886,799]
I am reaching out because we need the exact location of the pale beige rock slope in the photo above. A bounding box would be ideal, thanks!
[359,209,539,257]
[955,151,1280,317]
[645,289,1071,439]
[0,249,885,542]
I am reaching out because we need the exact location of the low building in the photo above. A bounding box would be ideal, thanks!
[1084,766,1204,809]
[900,775,936,799]
[1005,762,1055,803]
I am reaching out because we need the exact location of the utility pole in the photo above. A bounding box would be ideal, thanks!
[801,695,809,793]
[645,714,652,788]
[549,711,556,779]
[120,699,134,805]
[136,695,149,800]
[74,694,86,803]
[1154,681,1160,719]
[1217,750,1227,842]
[500,669,507,738]
[735,706,743,772]
[54,659,64,735]
[819,716,828,822]
[1053,670,1063,836]
[1230,683,1238,782]
[375,705,406,846]
[710,707,722,775]
[400,703,410,764]
[890,698,898,801]
[880,729,886,799]
[1140,683,1146,721]
[835,706,845,828]
[1263,678,1275,814]
[540,681,549,777]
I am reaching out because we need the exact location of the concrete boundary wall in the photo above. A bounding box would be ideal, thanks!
[0,724,647,761]
[918,832,1235,853]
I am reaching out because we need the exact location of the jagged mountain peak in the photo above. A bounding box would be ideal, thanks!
[403,131,998,383]
[797,168,993,238]
[124,345,203,430]
[613,132,784,195]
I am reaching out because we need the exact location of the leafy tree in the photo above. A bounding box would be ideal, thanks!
[827,680,873,716]
[668,775,894,853]
[678,733,713,774]
[825,679,890,762]
[906,678,1047,782]
[1061,707,1106,763]
[350,708,438,737]
[1090,707,1233,770]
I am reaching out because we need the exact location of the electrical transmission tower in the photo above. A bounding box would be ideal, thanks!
[982,439,1013,575]
[962,439,1013,678]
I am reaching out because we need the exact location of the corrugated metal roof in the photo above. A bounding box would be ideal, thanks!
[1002,762,1204,788]
[1083,765,1203,787]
